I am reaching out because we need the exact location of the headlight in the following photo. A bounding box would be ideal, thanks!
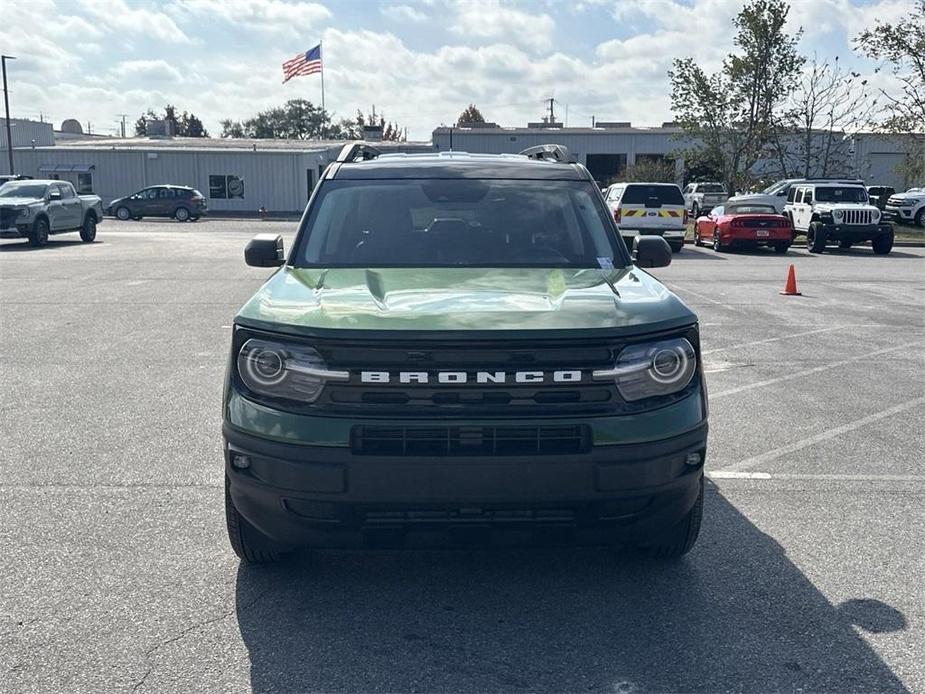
[237,338,347,403]
[593,337,697,401]
[17,208,31,219]
[833,209,844,220]
[871,208,880,221]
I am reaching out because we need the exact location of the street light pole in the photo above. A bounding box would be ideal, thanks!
[2,55,16,176]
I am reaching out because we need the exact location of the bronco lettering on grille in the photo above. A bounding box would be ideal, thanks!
[359,370,583,385]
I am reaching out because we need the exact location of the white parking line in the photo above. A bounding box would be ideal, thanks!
[709,471,925,482]
[702,325,849,355]
[715,395,925,472]
[710,341,923,399]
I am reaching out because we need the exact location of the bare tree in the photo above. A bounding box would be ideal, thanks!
[770,55,878,178]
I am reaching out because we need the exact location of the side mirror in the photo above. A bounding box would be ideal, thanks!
[633,236,672,268]
[48,190,62,201]
[777,190,787,196]
[245,233,285,267]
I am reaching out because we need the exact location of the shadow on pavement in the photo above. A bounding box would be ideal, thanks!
[0,239,96,252]
[235,485,908,693]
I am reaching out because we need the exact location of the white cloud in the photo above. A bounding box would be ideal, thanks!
[170,0,331,38]
[109,60,185,83]
[77,0,193,43]
[382,4,429,22]
[450,0,556,52]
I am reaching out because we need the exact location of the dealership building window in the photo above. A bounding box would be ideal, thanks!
[209,174,245,199]
[76,173,93,194]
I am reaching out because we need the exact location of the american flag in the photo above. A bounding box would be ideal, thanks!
[282,44,322,83]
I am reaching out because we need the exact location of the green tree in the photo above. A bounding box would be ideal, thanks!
[668,0,804,192]
[134,105,210,137]
[618,157,676,183]
[855,0,925,183]
[457,104,486,126]
[220,101,402,141]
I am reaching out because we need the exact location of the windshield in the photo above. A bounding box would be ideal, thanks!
[727,204,777,214]
[621,184,684,206]
[815,187,868,203]
[294,179,627,268]
[0,182,48,199]
[761,180,794,195]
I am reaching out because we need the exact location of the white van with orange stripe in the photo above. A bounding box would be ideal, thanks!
[604,182,688,253]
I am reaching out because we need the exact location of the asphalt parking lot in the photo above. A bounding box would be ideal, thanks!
[1,218,923,693]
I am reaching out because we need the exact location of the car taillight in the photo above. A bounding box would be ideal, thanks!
[731,218,744,228]
[613,208,621,224]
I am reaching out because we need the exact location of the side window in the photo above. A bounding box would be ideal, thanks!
[683,185,692,195]
[139,188,157,199]
[76,173,93,194]
[58,183,75,199]
[804,189,813,204]
[209,175,245,200]
[786,186,798,203]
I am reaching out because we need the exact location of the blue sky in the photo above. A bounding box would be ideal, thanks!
[4,0,915,139]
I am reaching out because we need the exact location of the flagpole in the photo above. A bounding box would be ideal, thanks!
[320,41,325,114]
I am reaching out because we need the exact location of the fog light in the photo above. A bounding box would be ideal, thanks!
[685,452,702,466]
[232,454,251,469]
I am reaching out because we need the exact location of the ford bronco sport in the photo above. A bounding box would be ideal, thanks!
[223,144,708,563]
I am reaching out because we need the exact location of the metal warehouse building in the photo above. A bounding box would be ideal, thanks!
[433,124,921,190]
[10,135,432,214]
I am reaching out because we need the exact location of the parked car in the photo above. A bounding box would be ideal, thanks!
[885,187,925,227]
[683,182,728,217]
[866,185,895,211]
[604,182,687,253]
[223,143,707,563]
[0,179,102,247]
[730,178,864,214]
[105,185,207,222]
[693,202,791,253]
[785,181,893,254]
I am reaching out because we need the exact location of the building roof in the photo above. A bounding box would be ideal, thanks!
[17,136,433,154]
[432,125,686,136]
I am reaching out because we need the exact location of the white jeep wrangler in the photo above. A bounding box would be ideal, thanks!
[784,182,893,254]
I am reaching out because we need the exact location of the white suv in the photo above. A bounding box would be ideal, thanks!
[785,182,893,254]
[604,182,687,253]
[885,188,925,227]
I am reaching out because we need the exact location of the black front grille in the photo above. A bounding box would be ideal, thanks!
[0,207,19,228]
[352,424,591,456]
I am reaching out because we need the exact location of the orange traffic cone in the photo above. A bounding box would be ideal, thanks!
[780,264,801,296]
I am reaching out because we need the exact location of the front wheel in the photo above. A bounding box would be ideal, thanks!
[175,207,191,222]
[807,223,826,253]
[641,477,703,558]
[29,217,49,247]
[80,215,97,242]
[693,224,702,246]
[115,206,131,221]
[225,478,284,564]
[872,231,894,255]
[915,208,924,228]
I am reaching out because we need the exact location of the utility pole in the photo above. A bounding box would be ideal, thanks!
[592,115,595,128]
[86,121,91,135]
[117,113,127,138]
[1,54,16,176]
[546,97,555,125]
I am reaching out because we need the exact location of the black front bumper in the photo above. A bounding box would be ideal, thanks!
[223,422,708,548]
[822,222,892,241]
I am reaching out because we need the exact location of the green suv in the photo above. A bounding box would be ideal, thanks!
[223,144,708,563]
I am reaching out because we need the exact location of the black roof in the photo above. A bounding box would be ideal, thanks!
[331,152,588,181]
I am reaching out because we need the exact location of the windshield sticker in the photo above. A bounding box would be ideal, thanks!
[597,257,614,270]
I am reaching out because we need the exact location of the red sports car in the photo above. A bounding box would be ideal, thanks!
[693,203,792,253]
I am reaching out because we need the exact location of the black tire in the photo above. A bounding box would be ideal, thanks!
[713,229,726,252]
[872,230,894,255]
[80,215,97,242]
[807,222,826,253]
[29,217,49,247]
[174,207,191,222]
[643,477,704,559]
[225,478,283,563]
[773,243,790,254]
[691,202,700,219]
[669,241,683,253]
[693,223,701,246]
[839,240,852,250]
[914,208,924,228]
[115,206,131,221]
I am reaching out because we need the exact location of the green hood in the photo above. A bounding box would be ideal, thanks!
[235,266,695,335]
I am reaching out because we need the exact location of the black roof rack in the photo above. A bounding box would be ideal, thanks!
[518,144,575,164]
[336,142,382,163]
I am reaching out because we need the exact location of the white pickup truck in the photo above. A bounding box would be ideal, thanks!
[0,179,103,247]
